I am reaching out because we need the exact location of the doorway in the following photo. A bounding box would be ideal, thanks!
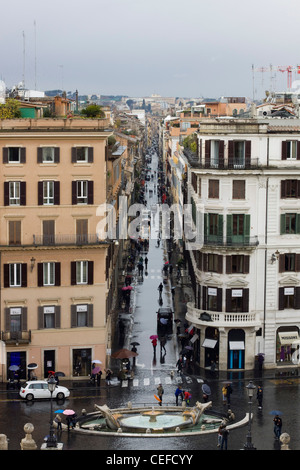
[44,350,55,378]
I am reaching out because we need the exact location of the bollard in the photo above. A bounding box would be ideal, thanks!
[280,433,291,450]
[0,434,8,450]
[20,423,37,451]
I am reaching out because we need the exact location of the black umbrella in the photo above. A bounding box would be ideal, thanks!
[130,342,140,346]
[27,363,38,369]
[55,372,65,377]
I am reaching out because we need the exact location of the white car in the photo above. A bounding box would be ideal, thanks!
[19,380,70,401]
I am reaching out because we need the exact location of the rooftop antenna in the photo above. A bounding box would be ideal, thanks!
[22,30,25,89]
[34,20,37,90]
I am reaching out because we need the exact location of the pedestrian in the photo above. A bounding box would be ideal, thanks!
[220,425,229,450]
[183,390,192,406]
[157,383,164,406]
[273,414,282,439]
[152,338,157,354]
[176,357,183,374]
[145,256,148,269]
[160,336,167,353]
[131,345,137,366]
[258,353,264,371]
[105,368,113,385]
[175,386,183,406]
[225,383,232,406]
[222,385,227,405]
[217,424,224,447]
[257,385,263,409]
[158,282,163,295]
[96,369,102,386]
[55,414,62,431]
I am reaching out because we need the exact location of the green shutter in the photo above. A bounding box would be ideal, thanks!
[244,214,250,243]
[218,214,223,240]
[296,214,300,234]
[227,214,233,245]
[204,213,207,243]
[280,214,286,235]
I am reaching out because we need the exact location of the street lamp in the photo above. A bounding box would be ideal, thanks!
[244,380,256,450]
[46,376,57,448]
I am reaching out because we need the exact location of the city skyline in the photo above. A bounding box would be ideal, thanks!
[1,0,300,99]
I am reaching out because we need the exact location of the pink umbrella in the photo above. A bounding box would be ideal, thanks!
[92,367,101,374]
[150,335,158,340]
[63,409,75,416]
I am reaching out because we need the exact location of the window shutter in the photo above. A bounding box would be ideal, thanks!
[5,308,10,331]
[3,264,9,288]
[297,141,300,160]
[71,305,77,327]
[205,140,211,168]
[226,256,232,274]
[71,147,77,163]
[242,288,249,312]
[280,214,286,234]
[217,288,222,311]
[21,307,28,331]
[3,147,8,163]
[296,214,300,234]
[4,182,9,206]
[88,181,94,204]
[218,255,223,274]
[54,147,60,163]
[227,214,233,243]
[245,141,251,169]
[278,287,285,310]
[72,181,77,205]
[279,254,285,272]
[21,264,27,287]
[217,214,223,239]
[71,262,76,285]
[38,306,44,329]
[295,287,300,309]
[219,140,225,168]
[55,306,61,328]
[88,147,94,163]
[281,181,286,199]
[20,148,26,163]
[282,141,287,160]
[228,141,234,168]
[37,263,43,287]
[37,147,43,163]
[204,213,207,240]
[226,289,232,312]
[296,254,300,272]
[20,182,26,206]
[244,255,250,274]
[55,262,61,286]
[202,286,207,310]
[54,181,60,205]
[87,304,93,327]
[88,261,94,285]
[38,181,43,205]
[203,254,208,272]
[244,214,250,240]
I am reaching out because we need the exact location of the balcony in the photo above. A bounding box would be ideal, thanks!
[203,235,259,248]
[1,330,31,344]
[186,302,261,328]
[33,234,102,246]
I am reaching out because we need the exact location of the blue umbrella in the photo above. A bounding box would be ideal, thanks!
[202,384,211,396]
[8,365,19,371]
[54,410,65,414]
[269,410,282,415]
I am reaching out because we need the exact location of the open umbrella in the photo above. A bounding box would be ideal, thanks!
[92,367,101,374]
[27,363,38,369]
[63,409,75,416]
[55,372,65,377]
[54,409,65,414]
[269,410,283,415]
[130,342,140,346]
[184,346,193,350]
[8,365,19,371]
[150,335,158,340]
[92,360,102,364]
[202,384,211,396]
[111,348,138,359]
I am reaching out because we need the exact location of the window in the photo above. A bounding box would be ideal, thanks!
[227,214,250,244]
[202,286,222,312]
[226,288,249,313]
[208,180,219,198]
[43,220,55,245]
[279,287,300,310]
[279,253,300,272]
[9,264,21,287]
[43,262,55,286]
[8,148,20,163]
[228,140,251,169]
[208,254,221,273]
[4,307,27,334]
[71,261,93,285]
[38,181,59,205]
[72,180,93,205]
[4,182,26,206]
[232,180,245,199]
[205,140,224,168]
[38,305,61,329]
[76,219,88,244]
[280,213,300,234]
[226,255,249,274]
[9,182,20,205]
[9,308,22,332]
[37,147,60,163]
[281,180,300,198]
[71,304,94,328]
[9,221,21,245]
[204,213,223,244]
[43,306,55,328]
[72,147,93,163]
[284,141,298,160]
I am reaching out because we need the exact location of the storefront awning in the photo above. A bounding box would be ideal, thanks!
[202,338,217,349]
[229,341,245,350]
[278,331,300,345]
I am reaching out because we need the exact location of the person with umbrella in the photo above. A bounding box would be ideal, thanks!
[157,383,164,406]
[104,368,113,385]
[257,385,263,409]
[273,413,283,439]
[175,386,183,406]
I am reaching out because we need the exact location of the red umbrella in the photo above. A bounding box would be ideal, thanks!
[150,335,158,340]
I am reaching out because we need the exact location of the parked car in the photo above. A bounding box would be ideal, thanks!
[19,380,70,401]
[157,307,173,332]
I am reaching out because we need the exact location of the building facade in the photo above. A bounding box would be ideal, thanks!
[184,118,300,371]
[0,118,112,381]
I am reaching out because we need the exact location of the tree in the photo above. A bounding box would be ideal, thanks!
[81,104,105,118]
[0,99,21,119]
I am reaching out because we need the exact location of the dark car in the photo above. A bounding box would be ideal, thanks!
[157,307,173,332]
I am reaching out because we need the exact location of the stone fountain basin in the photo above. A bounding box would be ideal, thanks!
[118,412,193,433]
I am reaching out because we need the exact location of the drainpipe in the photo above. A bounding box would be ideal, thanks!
[263,138,270,338]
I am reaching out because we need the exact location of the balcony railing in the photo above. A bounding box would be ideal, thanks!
[1,330,31,344]
[203,235,259,247]
[186,302,261,328]
[33,234,102,246]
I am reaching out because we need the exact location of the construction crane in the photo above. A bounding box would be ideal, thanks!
[253,64,299,91]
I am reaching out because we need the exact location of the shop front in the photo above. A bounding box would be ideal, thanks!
[276,327,300,365]
[227,329,245,370]
[202,327,219,369]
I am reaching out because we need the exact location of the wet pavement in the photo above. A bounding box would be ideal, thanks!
[1,149,300,452]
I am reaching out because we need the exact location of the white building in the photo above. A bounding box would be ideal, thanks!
[184,118,300,371]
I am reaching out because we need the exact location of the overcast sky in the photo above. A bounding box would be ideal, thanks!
[1,0,300,99]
